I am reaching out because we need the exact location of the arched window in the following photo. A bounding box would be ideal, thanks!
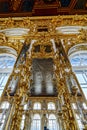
[69,48,87,99]
[0,54,16,96]
[69,52,87,67]
[48,114,58,130]
[48,102,55,110]
[33,102,41,110]
[31,114,41,130]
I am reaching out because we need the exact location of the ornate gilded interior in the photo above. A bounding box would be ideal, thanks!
[0,14,87,130]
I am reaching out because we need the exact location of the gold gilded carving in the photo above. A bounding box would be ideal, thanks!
[0,32,7,42]
[31,39,55,58]
[0,32,23,56]
[4,18,15,28]
[77,29,87,42]
[0,15,87,130]
[0,15,86,30]
[9,55,32,129]
[0,40,23,54]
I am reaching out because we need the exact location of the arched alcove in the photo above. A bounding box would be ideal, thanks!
[68,44,87,99]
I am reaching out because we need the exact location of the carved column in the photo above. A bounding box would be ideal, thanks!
[7,43,32,130]
[54,40,79,130]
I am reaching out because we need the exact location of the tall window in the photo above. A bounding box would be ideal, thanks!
[31,114,41,130]
[0,54,16,96]
[69,51,87,99]
[0,101,10,130]
[48,114,58,130]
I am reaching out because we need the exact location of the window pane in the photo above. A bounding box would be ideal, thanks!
[69,51,87,100]
[0,73,9,96]
[76,74,86,84]
[49,120,57,130]
[0,55,16,97]
[1,74,9,86]
[32,120,41,130]
[70,52,87,67]
[0,113,6,129]
[0,56,15,69]
[33,103,41,110]
[70,57,80,66]
[31,114,41,130]
[48,114,57,130]
[82,88,87,99]
[48,102,55,110]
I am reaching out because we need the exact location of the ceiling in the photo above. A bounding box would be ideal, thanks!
[0,0,87,17]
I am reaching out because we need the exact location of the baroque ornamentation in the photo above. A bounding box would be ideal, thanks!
[0,15,87,130]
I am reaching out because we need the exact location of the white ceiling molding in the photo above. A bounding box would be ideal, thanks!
[0,28,30,36]
[56,26,87,34]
